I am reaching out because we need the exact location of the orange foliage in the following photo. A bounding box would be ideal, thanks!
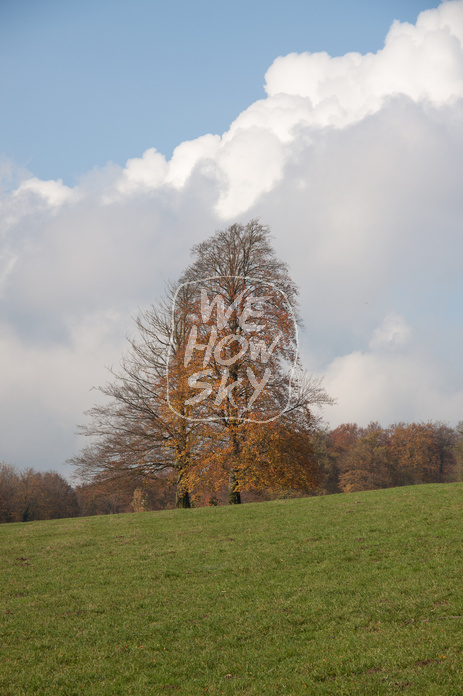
[388,422,443,485]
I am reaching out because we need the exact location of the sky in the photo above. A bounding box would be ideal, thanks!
[1,0,463,478]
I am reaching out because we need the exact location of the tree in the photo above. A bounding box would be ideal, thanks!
[317,423,361,492]
[450,421,463,482]
[329,423,360,461]
[72,220,332,506]
[0,463,21,522]
[311,428,341,494]
[338,423,393,493]
[178,219,331,502]
[183,374,329,500]
[71,283,204,508]
[18,469,79,521]
[131,488,149,512]
[388,422,444,485]
[0,465,79,522]
[432,422,457,482]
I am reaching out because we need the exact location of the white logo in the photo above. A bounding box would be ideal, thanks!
[166,276,298,423]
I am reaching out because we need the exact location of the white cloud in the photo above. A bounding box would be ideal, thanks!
[1,1,463,472]
[14,177,76,206]
[114,148,168,196]
[0,310,130,472]
[166,134,221,188]
[0,249,17,298]
[323,338,463,428]
[95,1,463,219]
[369,313,412,351]
[264,1,463,112]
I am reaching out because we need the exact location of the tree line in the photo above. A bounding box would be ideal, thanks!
[2,419,462,523]
[314,420,463,494]
[0,464,79,523]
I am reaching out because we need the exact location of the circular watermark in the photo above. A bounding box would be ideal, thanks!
[166,276,299,423]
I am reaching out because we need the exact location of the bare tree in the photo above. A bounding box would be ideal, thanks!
[71,283,207,508]
[0,463,21,522]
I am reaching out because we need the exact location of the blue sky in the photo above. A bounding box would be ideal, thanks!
[1,0,440,185]
[1,0,463,476]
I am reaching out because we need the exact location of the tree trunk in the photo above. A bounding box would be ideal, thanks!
[175,470,191,508]
[227,468,241,505]
[175,489,191,508]
[227,425,242,504]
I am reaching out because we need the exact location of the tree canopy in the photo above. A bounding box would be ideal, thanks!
[71,220,332,505]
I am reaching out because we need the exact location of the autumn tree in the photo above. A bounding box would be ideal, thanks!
[233,404,321,494]
[75,461,177,515]
[311,428,341,494]
[0,465,79,522]
[314,423,361,493]
[388,422,445,485]
[329,423,360,461]
[18,469,79,521]
[131,488,149,512]
[338,423,393,493]
[184,373,329,501]
[431,422,457,482]
[75,477,130,516]
[450,421,463,482]
[39,471,80,519]
[316,421,459,494]
[71,283,205,508]
[72,220,332,507]
[178,219,332,503]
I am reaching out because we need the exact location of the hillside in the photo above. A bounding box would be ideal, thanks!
[1,484,463,695]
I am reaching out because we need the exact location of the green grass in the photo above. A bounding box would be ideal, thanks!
[1,484,463,695]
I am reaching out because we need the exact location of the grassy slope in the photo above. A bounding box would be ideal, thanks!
[1,483,463,695]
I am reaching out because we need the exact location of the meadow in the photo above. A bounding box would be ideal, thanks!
[1,483,462,695]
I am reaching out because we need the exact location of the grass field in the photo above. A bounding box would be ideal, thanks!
[1,483,463,695]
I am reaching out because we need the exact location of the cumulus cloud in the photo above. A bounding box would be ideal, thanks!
[323,328,463,428]
[369,313,411,351]
[1,1,463,472]
[114,148,168,196]
[14,177,76,207]
[0,249,17,298]
[264,4,463,109]
[100,0,463,218]
[0,311,129,475]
